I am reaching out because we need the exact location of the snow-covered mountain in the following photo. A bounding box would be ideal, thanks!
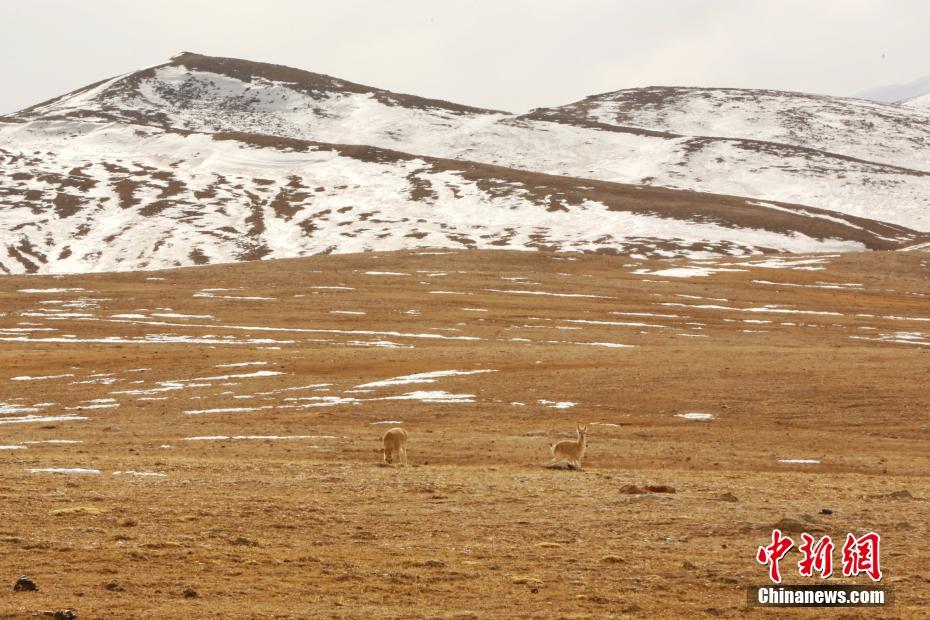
[856,73,930,104]
[1,53,927,274]
[902,93,930,111]
[529,86,930,171]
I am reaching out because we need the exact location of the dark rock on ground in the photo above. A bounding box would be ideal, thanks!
[14,575,37,592]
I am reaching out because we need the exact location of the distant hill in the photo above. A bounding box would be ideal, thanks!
[855,72,930,104]
[1,53,927,274]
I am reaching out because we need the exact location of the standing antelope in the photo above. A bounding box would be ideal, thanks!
[548,424,587,469]
[382,427,408,466]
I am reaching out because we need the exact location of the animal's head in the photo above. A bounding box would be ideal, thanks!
[577,424,588,438]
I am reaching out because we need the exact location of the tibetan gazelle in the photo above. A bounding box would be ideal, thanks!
[549,424,587,469]
[382,427,408,466]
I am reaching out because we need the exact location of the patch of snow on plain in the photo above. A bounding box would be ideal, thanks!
[575,341,636,348]
[676,412,716,421]
[850,332,930,346]
[23,440,81,445]
[563,319,665,328]
[113,471,167,477]
[352,369,496,390]
[485,289,615,299]
[538,400,576,409]
[215,361,268,368]
[634,266,746,278]
[18,288,86,293]
[378,391,475,403]
[0,415,87,425]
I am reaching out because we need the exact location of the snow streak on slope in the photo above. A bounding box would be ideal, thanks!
[10,54,930,232]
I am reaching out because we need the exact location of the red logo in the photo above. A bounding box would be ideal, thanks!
[842,532,882,582]
[757,531,882,583]
[756,529,794,584]
[798,534,834,578]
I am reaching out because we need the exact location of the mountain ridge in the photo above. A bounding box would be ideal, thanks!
[1,53,928,274]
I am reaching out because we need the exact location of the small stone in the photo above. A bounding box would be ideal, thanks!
[819,508,833,515]
[619,484,645,494]
[104,580,124,592]
[44,611,77,620]
[182,587,198,598]
[14,575,38,592]
[719,492,739,502]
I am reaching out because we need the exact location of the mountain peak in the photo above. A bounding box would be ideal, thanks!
[11,52,507,127]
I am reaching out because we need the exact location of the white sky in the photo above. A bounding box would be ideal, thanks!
[2,0,929,114]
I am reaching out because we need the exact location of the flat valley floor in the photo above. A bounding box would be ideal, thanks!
[1,249,928,618]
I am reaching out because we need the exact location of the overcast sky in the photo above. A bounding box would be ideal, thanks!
[2,0,929,114]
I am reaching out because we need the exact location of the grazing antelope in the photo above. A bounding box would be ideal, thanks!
[382,427,408,466]
[548,424,587,469]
